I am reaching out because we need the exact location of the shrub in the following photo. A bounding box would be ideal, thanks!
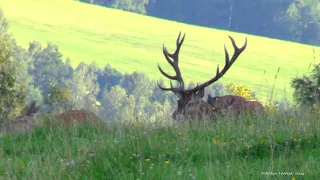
[291,63,320,108]
[225,83,258,101]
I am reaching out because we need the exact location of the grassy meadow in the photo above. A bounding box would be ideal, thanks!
[1,0,320,101]
[1,1,320,179]
[1,112,319,179]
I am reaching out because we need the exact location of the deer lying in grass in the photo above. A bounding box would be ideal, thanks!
[207,95,264,115]
[0,101,103,132]
[52,109,103,126]
[0,101,39,133]
[157,32,248,121]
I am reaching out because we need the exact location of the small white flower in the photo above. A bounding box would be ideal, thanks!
[67,160,75,166]
[88,152,95,158]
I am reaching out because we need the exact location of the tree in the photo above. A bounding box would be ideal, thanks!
[0,8,26,123]
[80,0,150,14]
[44,82,74,114]
[100,85,128,121]
[97,63,122,100]
[72,61,100,114]
[279,0,320,44]
[28,41,74,98]
[291,63,320,108]
[13,41,42,104]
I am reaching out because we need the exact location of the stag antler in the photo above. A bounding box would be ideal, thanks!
[157,32,247,95]
[157,31,186,94]
[186,35,247,93]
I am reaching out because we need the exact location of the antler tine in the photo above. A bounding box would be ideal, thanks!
[157,80,181,92]
[157,64,176,80]
[157,32,186,92]
[169,31,185,59]
[186,36,247,93]
[227,36,247,64]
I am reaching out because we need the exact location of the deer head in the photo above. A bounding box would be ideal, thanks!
[1,101,40,133]
[157,32,247,121]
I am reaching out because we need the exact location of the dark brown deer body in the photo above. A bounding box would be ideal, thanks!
[243,101,264,113]
[157,32,247,121]
[207,95,246,109]
[53,109,103,125]
[208,95,264,115]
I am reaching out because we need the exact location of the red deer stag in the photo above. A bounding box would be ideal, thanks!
[157,32,247,121]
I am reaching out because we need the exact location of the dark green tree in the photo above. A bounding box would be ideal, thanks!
[44,82,74,114]
[79,0,150,14]
[72,61,100,114]
[97,63,122,100]
[100,85,128,121]
[0,8,26,123]
[281,0,320,44]
[27,41,74,98]
[291,63,320,107]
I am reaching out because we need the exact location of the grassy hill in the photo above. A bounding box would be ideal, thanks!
[1,0,320,101]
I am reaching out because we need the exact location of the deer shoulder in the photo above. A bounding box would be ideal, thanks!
[208,95,246,109]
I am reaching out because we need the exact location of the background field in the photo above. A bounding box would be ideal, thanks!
[1,0,320,101]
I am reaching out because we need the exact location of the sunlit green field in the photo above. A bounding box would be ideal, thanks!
[1,0,320,101]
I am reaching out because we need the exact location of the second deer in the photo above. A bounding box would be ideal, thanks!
[52,109,103,126]
[0,101,40,133]
[207,95,264,115]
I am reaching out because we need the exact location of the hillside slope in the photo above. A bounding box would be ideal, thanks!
[1,0,320,101]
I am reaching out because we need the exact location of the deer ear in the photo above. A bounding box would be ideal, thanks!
[197,88,205,98]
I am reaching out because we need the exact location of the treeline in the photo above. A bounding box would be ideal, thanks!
[0,9,233,124]
[80,0,320,46]
[1,7,319,125]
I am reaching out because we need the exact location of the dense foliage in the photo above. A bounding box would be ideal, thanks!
[0,9,26,124]
[291,63,320,108]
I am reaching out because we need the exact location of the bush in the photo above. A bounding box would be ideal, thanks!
[225,83,258,101]
[0,8,26,123]
[291,63,320,108]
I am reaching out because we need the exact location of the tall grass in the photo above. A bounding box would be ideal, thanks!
[1,110,319,179]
